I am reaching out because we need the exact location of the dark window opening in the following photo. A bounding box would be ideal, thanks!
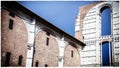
[71,50,73,58]
[5,52,11,66]
[35,61,39,67]
[45,64,48,67]
[9,12,15,17]
[18,55,23,65]
[46,38,49,46]
[9,19,13,30]
[83,36,84,39]
[46,32,50,36]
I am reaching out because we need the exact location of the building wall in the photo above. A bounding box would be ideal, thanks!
[75,2,101,42]
[75,2,101,66]
[1,4,83,67]
[33,30,59,67]
[64,44,80,67]
[112,2,119,66]
[1,9,28,66]
[75,1,119,66]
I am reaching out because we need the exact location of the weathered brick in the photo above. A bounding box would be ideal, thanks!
[64,44,80,67]
[33,30,59,67]
[1,9,28,66]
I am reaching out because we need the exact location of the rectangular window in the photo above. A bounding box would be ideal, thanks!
[5,52,11,66]
[18,55,23,65]
[9,19,13,30]
[83,36,84,39]
[45,64,48,67]
[9,12,15,17]
[71,50,73,58]
[35,61,39,67]
[46,38,49,46]
[46,32,50,36]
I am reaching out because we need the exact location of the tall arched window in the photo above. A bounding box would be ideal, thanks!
[101,6,111,36]
[18,55,23,65]
[100,6,112,66]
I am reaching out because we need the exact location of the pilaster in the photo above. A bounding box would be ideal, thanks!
[25,19,36,67]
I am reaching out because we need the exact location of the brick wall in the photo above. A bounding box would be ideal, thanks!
[64,44,80,67]
[1,9,28,66]
[33,30,59,67]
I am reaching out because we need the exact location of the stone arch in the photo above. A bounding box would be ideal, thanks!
[98,3,114,36]
[97,2,113,15]
[100,6,112,13]
[99,40,112,45]
[33,29,59,67]
[64,43,80,67]
[99,4,112,36]
[35,27,57,38]
[1,9,28,66]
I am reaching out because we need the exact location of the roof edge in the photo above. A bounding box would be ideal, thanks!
[1,1,86,46]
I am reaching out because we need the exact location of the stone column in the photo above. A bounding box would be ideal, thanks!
[78,46,82,66]
[96,40,101,66]
[59,46,64,67]
[25,19,36,67]
[56,37,67,67]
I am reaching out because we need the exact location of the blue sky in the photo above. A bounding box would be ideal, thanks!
[18,1,97,36]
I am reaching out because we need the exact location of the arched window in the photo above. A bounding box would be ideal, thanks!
[18,55,23,65]
[100,6,112,66]
[101,6,111,36]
